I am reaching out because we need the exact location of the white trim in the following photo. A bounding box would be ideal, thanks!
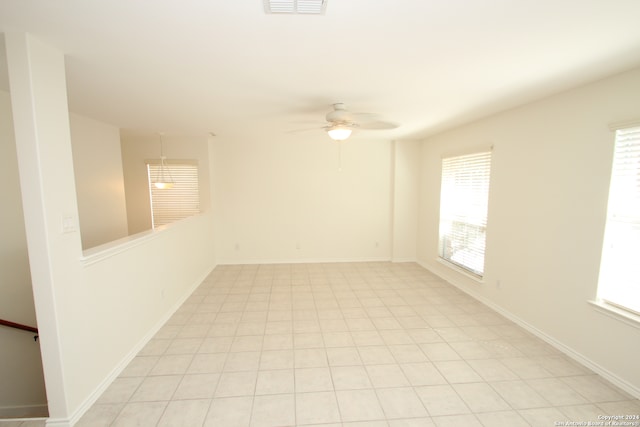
[62,264,216,427]
[45,418,72,427]
[588,300,640,329]
[417,259,640,399]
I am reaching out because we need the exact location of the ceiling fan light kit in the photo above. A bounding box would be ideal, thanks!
[289,102,397,141]
[326,125,352,141]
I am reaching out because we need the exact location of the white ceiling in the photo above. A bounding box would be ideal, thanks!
[1,0,640,141]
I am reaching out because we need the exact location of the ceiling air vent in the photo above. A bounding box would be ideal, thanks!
[264,0,327,14]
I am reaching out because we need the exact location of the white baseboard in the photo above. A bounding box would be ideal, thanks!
[44,418,71,427]
[60,263,217,427]
[390,257,417,263]
[218,256,391,265]
[416,260,640,399]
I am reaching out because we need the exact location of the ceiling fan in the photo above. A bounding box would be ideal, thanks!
[293,103,398,141]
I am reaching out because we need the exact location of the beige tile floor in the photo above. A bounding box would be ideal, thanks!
[6,262,639,427]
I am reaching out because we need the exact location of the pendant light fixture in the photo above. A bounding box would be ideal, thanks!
[153,132,174,189]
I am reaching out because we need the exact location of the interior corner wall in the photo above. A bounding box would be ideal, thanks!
[69,113,128,249]
[5,31,83,422]
[207,133,219,264]
[391,140,420,262]
[120,132,212,235]
[213,135,392,264]
[417,67,640,395]
[0,89,47,417]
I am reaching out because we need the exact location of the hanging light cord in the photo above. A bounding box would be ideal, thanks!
[156,133,174,188]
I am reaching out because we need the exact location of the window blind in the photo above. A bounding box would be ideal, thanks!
[438,151,492,277]
[598,126,640,315]
[147,162,200,228]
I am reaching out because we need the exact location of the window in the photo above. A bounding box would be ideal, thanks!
[147,161,200,228]
[597,125,640,315]
[438,151,492,277]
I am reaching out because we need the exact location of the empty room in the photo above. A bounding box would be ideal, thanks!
[1,1,639,426]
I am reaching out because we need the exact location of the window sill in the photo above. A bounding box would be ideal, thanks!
[436,258,484,284]
[79,214,206,267]
[588,300,640,329]
[80,228,164,267]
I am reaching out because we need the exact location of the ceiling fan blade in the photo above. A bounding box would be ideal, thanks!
[348,111,399,130]
[358,120,399,130]
[285,127,322,134]
[287,103,399,137]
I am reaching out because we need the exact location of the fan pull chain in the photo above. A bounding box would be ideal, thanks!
[338,141,343,171]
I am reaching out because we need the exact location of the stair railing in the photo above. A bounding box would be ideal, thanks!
[0,318,39,341]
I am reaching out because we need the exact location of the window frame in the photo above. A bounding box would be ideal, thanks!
[146,159,201,229]
[437,150,492,278]
[596,124,640,319]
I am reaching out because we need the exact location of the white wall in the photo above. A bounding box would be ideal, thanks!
[417,67,640,396]
[6,33,218,426]
[68,215,217,420]
[0,89,47,417]
[121,132,212,235]
[69,114,128,249]
[214,135,392,263]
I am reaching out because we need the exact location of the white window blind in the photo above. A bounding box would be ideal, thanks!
[438,151,492,277]
[147,161,200,228]
[598,126,640,315]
